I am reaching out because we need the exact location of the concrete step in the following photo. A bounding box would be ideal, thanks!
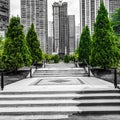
[0,99,120,107]
[0,106,120,115]
[32,75,88,77]
[0,93,120,100]
[0,115,69,120]
[33,72,86,75]
[0,89,119,95]
[0,90,120,119]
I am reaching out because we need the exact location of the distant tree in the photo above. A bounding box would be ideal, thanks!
[53,55,60,63]
[2,16,32,71]
[91,2,119,68]
[64,55,70,63]
[26,23,42,64]
[111,7,120,36]
[78,26,91,64]
[0,37,4,68]
[111,7,120,63]
[0,37,4,56]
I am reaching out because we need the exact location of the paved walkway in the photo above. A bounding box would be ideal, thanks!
[1,62,115,92]
[0,62,119,120]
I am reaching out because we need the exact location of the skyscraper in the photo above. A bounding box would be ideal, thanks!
[0,0,10,37]
[76,24,80,49]
[109,0,120,15]
[80,0,120,34]
[53,1,68,57]
[21,0,48,53]
[68,15,75,54]
[48,21,53,55]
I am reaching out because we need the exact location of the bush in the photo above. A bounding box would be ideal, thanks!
[64,55,70,63]
[53,55,60,63]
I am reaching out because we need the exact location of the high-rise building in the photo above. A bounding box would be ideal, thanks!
[0,0,10,37]
[48,21,53,54]
[109,0,120,15]
[53,1,68,57]
[80,0,120,34]
[21,0,48,53]
[76,24,80,49]
[68,15,75,54]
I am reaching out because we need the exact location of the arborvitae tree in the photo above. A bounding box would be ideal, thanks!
[26,23,42,63]
[64,55,70,63]
[111,7,120,36]
[53,55,60,63]
[91,2,118,68]
[78,26,91,63]
[2,16,32,71]
[0,37,4,68]
[111,7,120,63]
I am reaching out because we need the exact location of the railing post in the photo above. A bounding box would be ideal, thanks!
[36,61,37,70]
[30,67,32,78]
[44,61,45,68]
[88,65,90,77]
[1,71,4,90]
[114,68,117,88]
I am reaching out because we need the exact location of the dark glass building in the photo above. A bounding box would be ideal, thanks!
[53,1,68,58]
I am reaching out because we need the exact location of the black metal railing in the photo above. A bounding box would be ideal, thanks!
[1,71,4,90]
[0,67,33,91]
[82,59,91,77]
[114,68,120,89]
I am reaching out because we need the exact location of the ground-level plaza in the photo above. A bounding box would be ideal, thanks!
[0,62,120,120]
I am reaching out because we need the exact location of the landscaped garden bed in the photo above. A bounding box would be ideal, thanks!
[91,68,120,84]
[0,68,30,87]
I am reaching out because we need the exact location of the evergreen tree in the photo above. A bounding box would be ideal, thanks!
[2,16,32,71]
[53,55,60,63]
[111,7,120,36]
[78,26,91,63]
[26,23,42,63]
[64,55,70,63]
[91,2,118,68]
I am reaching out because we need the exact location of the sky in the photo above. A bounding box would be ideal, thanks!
[10,0,80,25]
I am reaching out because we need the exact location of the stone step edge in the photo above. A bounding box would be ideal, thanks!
[0,90,119,95]
[0,110,120,116]
[0,96,120,100]
[0,102,120,107]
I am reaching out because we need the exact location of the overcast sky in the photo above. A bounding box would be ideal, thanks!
[10,0,80,25]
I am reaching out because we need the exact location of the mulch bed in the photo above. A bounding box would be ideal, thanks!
[0,69,30,86]
[91,68,120,84]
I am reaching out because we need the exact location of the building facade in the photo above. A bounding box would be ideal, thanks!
[76,24,80,49]
[0,0,10,37]
[21,0,48,53]
[68,15,75,54]
[48,21,53,55]
[80,0,120,35]
[53,1,68,57]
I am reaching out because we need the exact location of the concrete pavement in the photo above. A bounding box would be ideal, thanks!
[0,62,120,120]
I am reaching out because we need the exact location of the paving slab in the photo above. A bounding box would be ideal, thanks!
[0,62,119,120]
[1,76,115,92]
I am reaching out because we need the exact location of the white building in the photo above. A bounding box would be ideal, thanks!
[68,15,75,54]
[80,0,120,35]
[76,24,80,49]
[48,21,53,54]
[21,0,48,53]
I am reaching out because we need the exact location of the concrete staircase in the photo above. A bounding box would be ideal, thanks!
[32,68,88,77]
[0,89,120,119]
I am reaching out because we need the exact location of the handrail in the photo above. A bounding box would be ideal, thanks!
[0,67,32,91]
[83,59,91,77]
